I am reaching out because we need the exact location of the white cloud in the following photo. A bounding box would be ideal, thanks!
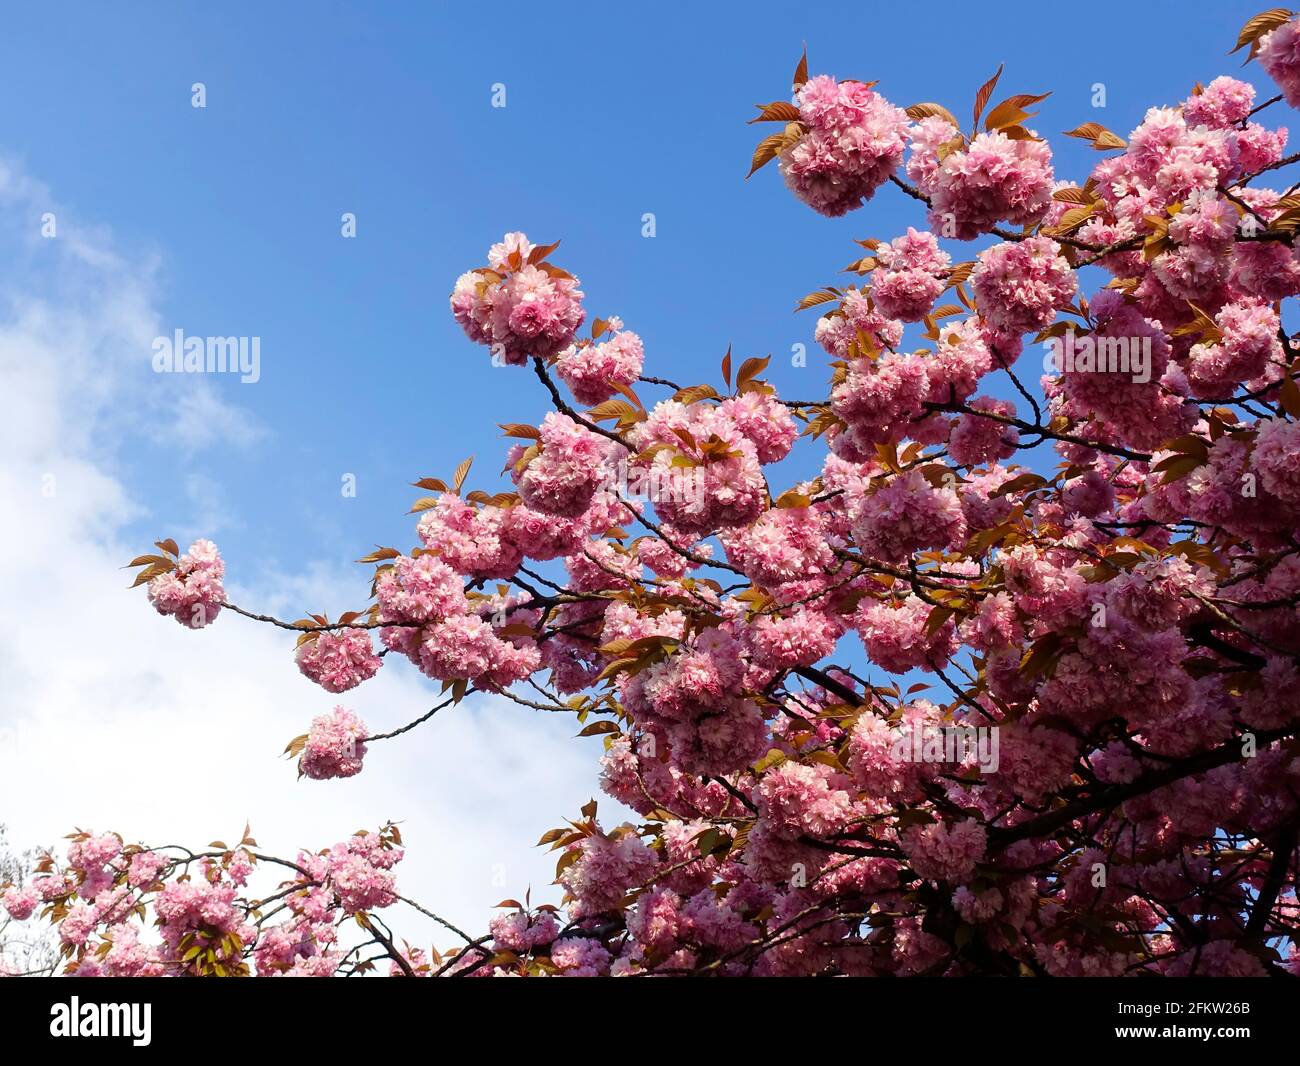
[0,161,616,953]
[148,385,266,454]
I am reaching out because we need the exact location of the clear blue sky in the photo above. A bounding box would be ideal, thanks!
[0,0,1266,586]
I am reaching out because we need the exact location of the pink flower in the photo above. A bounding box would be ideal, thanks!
[743,607,841,670]
[959,591,1019,652]
[146,539,225,628]
[33,875,73,902]
[848,699,942,799]
[948,398,1018,466]
[555,327,644,406]
[450,234,585,363]
[1259,18,1300,108]
[561,829,658,919]
[780,75,911,216]
[816,288,904,359]
[300,706,368,780]
[68,832,122,871]
[487,232,534,270]
[154,880,252,970]
[720,505,835,590]
[323,833,402,914]
[489,910,559,953]
[913,126,1055,239]
[2,887,37,921]
[831,351,929,449]
[99,922,166,977]
[952,885,1003,923]
[1183,76,1255,129]
[1231,122,1288,179]
[627,886,684,954]
[388,946,430,977]
[511,412,612,518]
[59,903,99,946]
[972,237,1075,336]
[856,595,958,674]
[550,936,612,976]
[1253,417,1300,505]
[414,611,539,688]
[630,400,767,535]
[926,317,994,403]
[1229,239,1300,301]
[375,553,467,623]
[227,849,255,887]
[600,600,686,648]
[718,391,798,464]
[296,628,382,693]
[756,762,856,840]
[901,818,987,882]
[415,496,527,579]
[1187,300,1280,398]
[850,469,966,562]
[870,228,950,322]
[127,850,168,889]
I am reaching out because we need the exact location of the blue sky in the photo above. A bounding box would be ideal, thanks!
[0,0,1267,583]
[0,1,1277,934]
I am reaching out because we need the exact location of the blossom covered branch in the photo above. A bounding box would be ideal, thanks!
[7,11,1300,978]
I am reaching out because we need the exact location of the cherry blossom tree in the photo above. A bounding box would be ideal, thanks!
[7,10,1300,977]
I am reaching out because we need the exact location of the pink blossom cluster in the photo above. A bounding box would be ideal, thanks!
[2,886,37,921]
[849,469,966,562]
[146,539,224,628]
[780,75,911,217]
[901,818,988,882]
[299,705,368,780]
[510,412,614,517]
[621,627,769,775]
[295,628,382,693]
[719,504,836,594]
[414,490,620,579]
[755,762,856,840]
[154,879,255,970]
[907,119,1056,239]
[1254,417,1300,505]
[815,287,904,360]
[555,321,645,406]
[828,361,923,456]
[870,227,950,321]
[1260,19,1300,108]
[450,232,585,364]
[948,397,1018,466]
[309,833,403,914]
[828,313,996,456]
[1046,290,1193,452]
[560,830,658,919]
[489,908,560,953]
[375,552,540,689]
[629,399,773,535]
[742,606,841,670]
[856,595,957,673]
[971,237,1076,336]
[1187,299,1281,397]
[5,826,421,977]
